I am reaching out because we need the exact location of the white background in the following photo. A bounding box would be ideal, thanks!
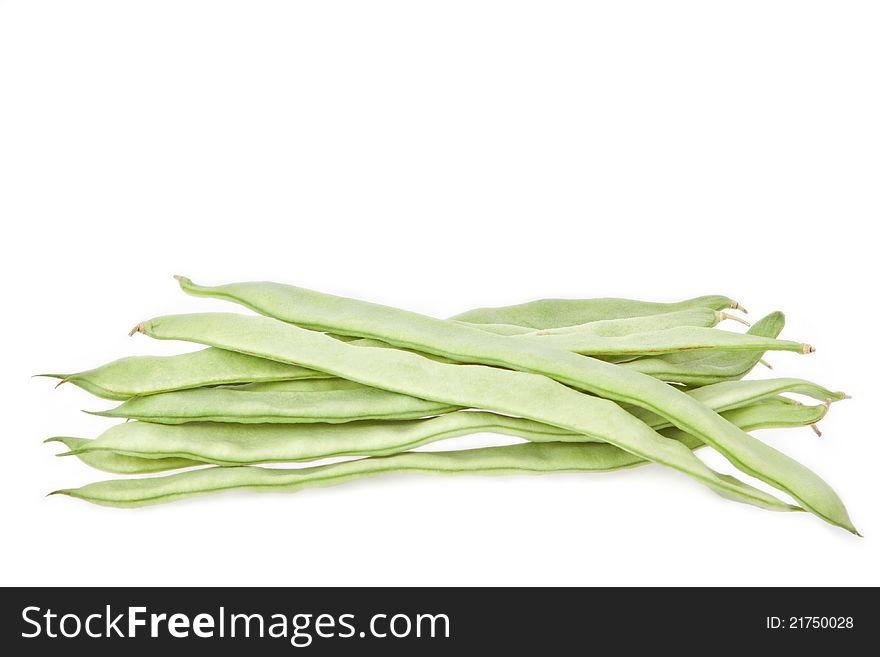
[1,1,877,586]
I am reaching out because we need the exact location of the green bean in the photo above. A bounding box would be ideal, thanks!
[57,398,828,470]
[92,386,460,424]
[129,312,801,516]
[622,312,786,385]
[509,325,809,356]
[44,437,198,474]
[50,447,698,507]
[459,306,729,336]
[60,412,576,466]
[527,307,730,336]
[51,398,826,507]
[38,347,331,401]
[627,377,845,430]
[450,294,741,329]
[172,278,855,532]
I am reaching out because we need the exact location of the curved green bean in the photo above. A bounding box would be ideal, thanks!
[450,294,741,328]
[38,347,331,401]
[92,386,460,424]
[528,307,728,336]
[59,412,575,466]
[45,437,198,474]
[51,446,697,507]
[172,278,854,532]
[628,377,845,430]
[509,325,809,356]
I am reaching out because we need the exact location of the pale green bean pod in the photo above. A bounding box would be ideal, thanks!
[45,437,198,474]
[128,311,805,517]
[508,325,809,357]
[38,348,331,401]
[92,386,459,424]
[451,294,741,328]
[171,278,855,532]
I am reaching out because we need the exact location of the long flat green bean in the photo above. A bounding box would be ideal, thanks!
[93,386,459,424]
[509,324,809,356]
[451,294,740,328]
[60,412,575,466]
[528,307,729,336]
[38,347,331,401]
[172,278,854,532]
[627,377,845,430]
[51,445,706,507]
[45,437,198,474]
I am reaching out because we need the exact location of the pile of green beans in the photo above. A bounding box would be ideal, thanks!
[40,278,856,534]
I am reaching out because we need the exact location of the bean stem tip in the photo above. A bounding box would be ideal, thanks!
[720,312,751,327]
[32,374,71,388]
